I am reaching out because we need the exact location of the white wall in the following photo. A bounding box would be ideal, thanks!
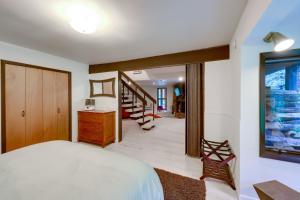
[228,0,272,197]
[231,0,300,199]
[89,71,119,141]
[240,44,300,199]
[0,41,89,153]
[204,59,241,195]
[204,60,233,142]
[166,85,174,113]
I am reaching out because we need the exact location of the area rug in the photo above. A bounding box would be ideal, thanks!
[155,168,206,200]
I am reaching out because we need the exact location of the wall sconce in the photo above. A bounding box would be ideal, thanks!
[263,32,295,52]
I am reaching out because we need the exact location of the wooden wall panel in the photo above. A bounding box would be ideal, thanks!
[186,63,204,157]
[25,68,43,145]
[43,70,58,141]
[5,64,26,151]
[56,72,69,140]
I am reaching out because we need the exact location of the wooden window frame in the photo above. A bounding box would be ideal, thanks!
[157,88,167,111]
[260,49,300,163]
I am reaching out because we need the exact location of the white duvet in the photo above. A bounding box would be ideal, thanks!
[0,141,164,200]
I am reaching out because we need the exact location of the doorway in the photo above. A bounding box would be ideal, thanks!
[117,64,204,157]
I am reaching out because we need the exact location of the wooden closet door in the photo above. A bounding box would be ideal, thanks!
[25,68,43,145]
[5,64,26,151]
[56,72,70,140]
[43,70,58,141]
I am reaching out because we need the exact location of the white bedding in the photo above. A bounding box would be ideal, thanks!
[0,141,164,200]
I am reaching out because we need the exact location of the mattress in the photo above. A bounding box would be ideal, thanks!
[0,141,164,200]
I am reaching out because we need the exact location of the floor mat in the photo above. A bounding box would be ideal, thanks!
[155,168,206,200]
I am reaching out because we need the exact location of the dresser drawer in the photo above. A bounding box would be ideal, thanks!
[78,112,103,123]
[78,121,103,141]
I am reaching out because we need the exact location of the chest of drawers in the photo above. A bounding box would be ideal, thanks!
[78,111,115,147]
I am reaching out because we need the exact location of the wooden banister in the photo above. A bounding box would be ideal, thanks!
[121,80,147,105]
[119,71,157,104]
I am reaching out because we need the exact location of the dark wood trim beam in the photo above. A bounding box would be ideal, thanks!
[89,45,229,73]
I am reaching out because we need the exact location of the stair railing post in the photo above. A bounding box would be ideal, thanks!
[132,92,134,113]
[143,94,145,123]
[152,101,155,121]
[143,103,145,124]
[135,86,138,103]
[127,81,130,95]
[122,83,125,103]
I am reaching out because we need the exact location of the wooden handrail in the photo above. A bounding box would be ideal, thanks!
[121,80,147,105]
[119,71,157,104]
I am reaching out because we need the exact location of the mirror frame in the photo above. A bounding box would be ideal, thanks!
[89,78,116,98]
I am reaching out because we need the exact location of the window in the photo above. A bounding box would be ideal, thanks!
[157,88,167,111]
[260,49,300,163]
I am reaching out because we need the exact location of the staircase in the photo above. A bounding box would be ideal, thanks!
[120,71,157,130]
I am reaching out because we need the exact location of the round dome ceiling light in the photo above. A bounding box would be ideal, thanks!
[66,4,99,34]
[263,32,295,52]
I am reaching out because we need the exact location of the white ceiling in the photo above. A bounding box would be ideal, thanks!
[0,0,247,64]
[126,65,186,86]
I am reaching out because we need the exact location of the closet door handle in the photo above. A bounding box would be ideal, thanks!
[57,108,61,114]
[21,110,25,117]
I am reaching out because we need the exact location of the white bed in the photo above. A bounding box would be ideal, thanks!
[0,141,164,200]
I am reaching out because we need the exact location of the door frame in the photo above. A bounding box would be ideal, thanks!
[118,64,204,157]
[1,60,72,153]
[91,45,229,151]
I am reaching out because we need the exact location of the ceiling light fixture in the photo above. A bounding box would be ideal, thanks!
[66,4,99,34]
[263,32,295,52]
[178,76,184,82]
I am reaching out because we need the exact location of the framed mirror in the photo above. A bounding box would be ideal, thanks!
[90,78,116,98]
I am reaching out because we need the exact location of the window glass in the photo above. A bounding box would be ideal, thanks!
[157,88,167,111]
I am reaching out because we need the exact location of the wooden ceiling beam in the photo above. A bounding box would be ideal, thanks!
[89,45,229,74]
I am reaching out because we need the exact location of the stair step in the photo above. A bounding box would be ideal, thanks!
[130,111,151,118]
[125,107,144,113]
[141,121,155,130]
[136,116,153,124]
[122,95,132,99]
[122,99,132,104]
[122,105,136,109]
[122,93,131,95]
[122,97,136,101]
[122,103,141,108]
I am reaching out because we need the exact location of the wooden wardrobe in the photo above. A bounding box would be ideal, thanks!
[1,60,71,153]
